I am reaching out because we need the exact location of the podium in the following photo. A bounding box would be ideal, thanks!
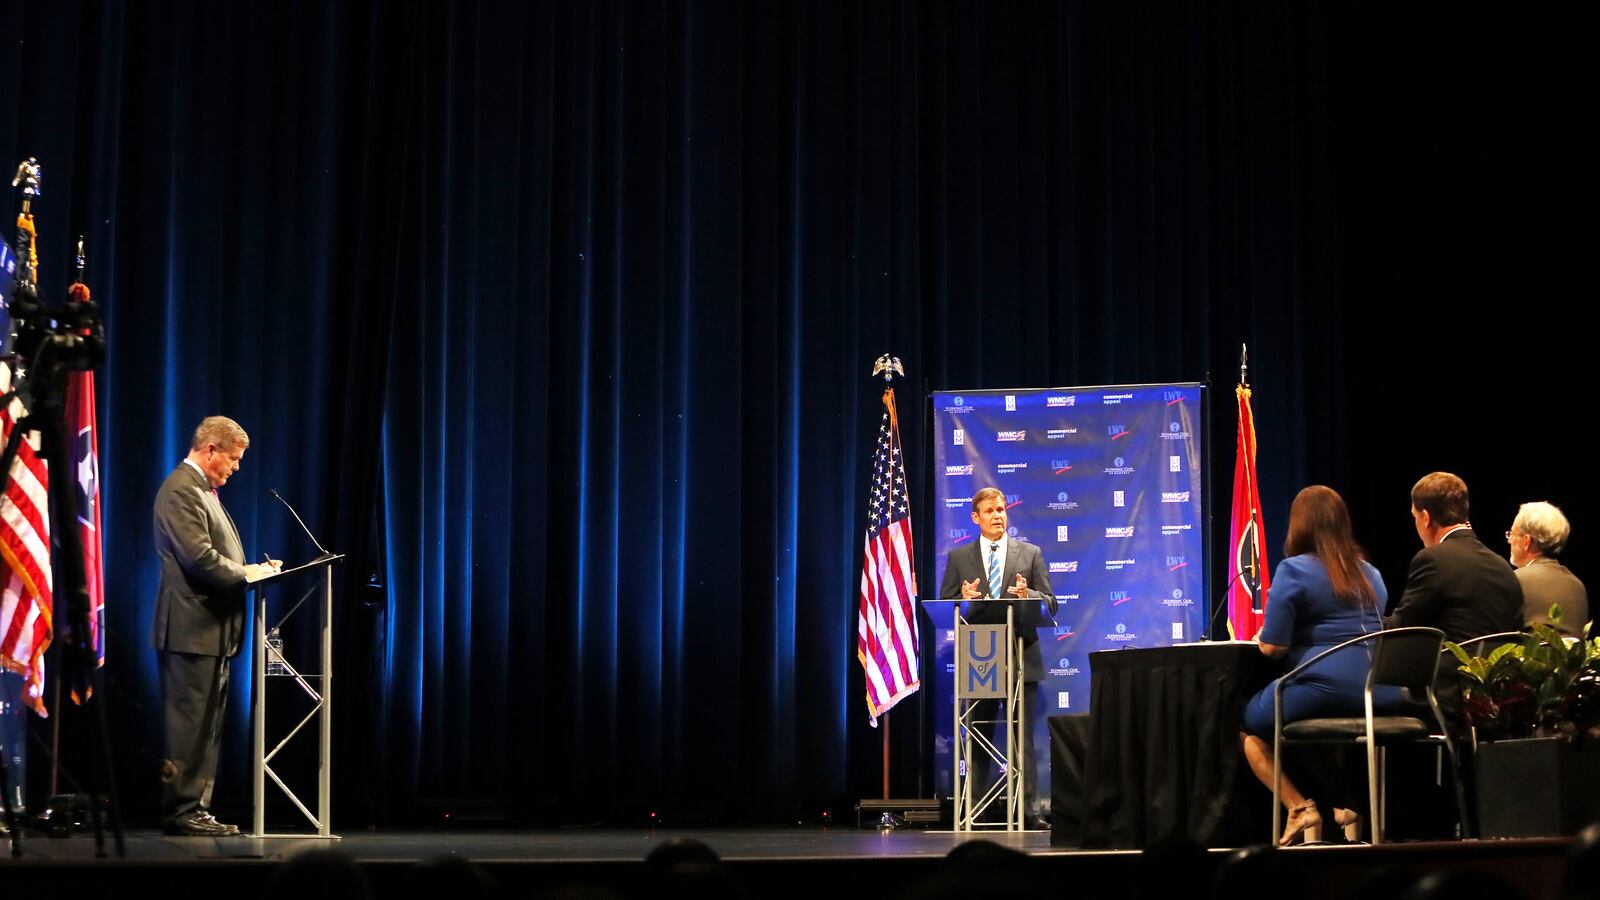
[247,553,344,839]
[925,597,1027,832]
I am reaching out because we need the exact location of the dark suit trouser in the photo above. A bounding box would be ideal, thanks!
[159,650,231,821]
[970,684,1041,820]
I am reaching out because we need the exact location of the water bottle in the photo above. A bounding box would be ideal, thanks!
[266,627,288,676]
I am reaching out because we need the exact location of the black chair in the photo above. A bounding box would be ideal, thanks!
[1272,626,1470,845]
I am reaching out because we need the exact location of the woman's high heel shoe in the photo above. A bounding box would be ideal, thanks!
[1279,799,1323,846]
[1334,808,1363,843]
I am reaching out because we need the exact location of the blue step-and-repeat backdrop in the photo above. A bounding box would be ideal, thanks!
[928,383,1209,804]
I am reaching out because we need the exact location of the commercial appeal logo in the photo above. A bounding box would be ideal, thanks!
[996,461,1029,474]
[1101,393,1133,406]
[1046,427,1079,439]
[944,496,974,509]
[1104,558,1135,572]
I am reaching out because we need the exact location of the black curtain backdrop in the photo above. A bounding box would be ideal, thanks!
[0,0,1587,826]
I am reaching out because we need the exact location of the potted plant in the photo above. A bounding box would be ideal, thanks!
[1446,607,1600,837]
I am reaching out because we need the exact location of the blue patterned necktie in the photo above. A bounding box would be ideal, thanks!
[988,542,1001,598]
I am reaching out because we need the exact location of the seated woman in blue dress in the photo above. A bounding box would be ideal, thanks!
[1240,485,1402,845]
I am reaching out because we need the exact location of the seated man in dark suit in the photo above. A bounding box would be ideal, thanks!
[939,486,1057,827]
[1385,472,1522,839]
[1387,471,1523,719]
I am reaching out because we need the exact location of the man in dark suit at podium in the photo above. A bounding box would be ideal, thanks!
[939,486,1058,826]
[151,416,279,836]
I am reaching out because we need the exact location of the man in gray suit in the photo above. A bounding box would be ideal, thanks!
[152,416,278,836]
[939,486,1057,826]
[1509,500,1588,636]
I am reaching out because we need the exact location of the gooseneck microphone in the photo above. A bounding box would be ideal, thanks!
[1205,563,1257,641]
[268,488,332,558]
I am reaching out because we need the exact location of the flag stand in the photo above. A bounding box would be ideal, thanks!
[1,158,122,858]
[855,354,935,829]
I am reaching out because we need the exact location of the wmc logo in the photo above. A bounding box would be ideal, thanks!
[1107,424,1130,440]
[1166,555,1188,571]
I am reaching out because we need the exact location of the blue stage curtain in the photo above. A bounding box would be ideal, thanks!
[1,1,1585,824]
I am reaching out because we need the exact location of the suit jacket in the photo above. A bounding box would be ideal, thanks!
[939,536,1058,682]
[1386,528,1523,641]
[1518,557,1588,636]
[1386,528,1522,723]
[150,462,251,657]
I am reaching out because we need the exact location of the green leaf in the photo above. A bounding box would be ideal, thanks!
[1446,641,1471,664]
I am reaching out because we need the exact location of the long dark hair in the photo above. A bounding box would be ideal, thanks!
[1283,485,1376,608]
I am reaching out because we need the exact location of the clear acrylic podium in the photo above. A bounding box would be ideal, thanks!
[925,597,1026,832]
[247,553,343,839]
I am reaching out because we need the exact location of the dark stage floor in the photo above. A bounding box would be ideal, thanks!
[5,825,1060,863]
[1,827,1574,899]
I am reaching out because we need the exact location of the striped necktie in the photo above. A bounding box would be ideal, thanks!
[988,542,1001,599]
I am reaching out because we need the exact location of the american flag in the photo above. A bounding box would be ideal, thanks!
[856,385,920,724]
[0,360,53,716]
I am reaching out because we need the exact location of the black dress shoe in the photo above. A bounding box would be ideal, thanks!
[164,809,239,837]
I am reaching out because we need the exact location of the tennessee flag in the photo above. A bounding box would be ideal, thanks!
[66,370,104,700]
[1227,384,1269,639]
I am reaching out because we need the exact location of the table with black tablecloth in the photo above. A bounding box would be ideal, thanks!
[1050,642,1277,848]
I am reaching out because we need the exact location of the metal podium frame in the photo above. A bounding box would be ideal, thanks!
[930,598,1026,833]
[248,553,344,839]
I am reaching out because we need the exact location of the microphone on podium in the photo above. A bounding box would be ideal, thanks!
[268,488,333,559]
